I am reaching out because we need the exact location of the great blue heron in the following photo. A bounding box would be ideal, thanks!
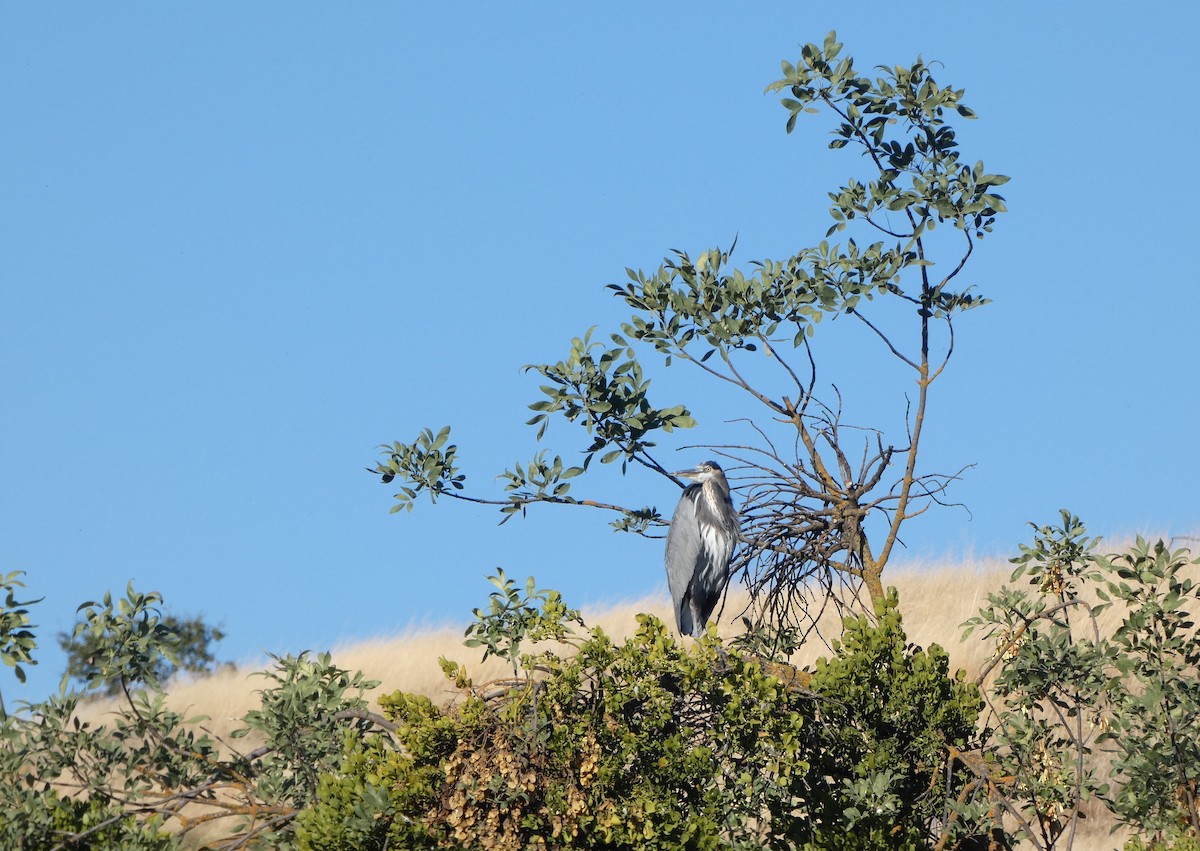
[665,460,739,637]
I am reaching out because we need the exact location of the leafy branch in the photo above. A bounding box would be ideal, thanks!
[0,571,41,720]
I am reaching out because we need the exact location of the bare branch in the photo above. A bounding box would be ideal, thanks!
[928,313,956,383]
[848,307,919,371]
[715,345,790,415]
[939,227,975,290]
[757,333,809,404]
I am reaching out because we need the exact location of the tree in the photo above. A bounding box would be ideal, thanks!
[371,32,1008,634]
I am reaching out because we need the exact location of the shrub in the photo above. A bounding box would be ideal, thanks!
[0,584,391,850]
[966,512,1200,849]
[297,578,985,850]
[805,589,983,849]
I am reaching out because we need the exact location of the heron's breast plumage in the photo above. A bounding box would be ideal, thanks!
[699,521,733,564]
[697,484,736,563]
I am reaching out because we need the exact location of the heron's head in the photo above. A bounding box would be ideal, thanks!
[674,460,725,483]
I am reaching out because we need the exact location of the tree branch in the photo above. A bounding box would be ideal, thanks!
[848,308,919,370]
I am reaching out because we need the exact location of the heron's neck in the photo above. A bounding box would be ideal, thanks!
[702,480,733,516]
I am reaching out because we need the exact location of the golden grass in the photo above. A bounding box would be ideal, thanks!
[124,543,1200,729]
[139,559,1018,743]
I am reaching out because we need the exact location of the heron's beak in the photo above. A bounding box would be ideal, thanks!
[673,467,702,479]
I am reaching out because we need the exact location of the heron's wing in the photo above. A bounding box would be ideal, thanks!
[665,491,702,635]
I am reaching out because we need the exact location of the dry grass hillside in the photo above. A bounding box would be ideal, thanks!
[133,559,1021,739]
[124,550,1200,738]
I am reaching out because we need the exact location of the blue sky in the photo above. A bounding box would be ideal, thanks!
[3,3,1198,704]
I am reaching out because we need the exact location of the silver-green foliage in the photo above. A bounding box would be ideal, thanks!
[965,512,1200,849]
[0,583,393,850]
[58,608,231,698]
[0,571,40,719]
[1100,537,1200,841]
[461,567,585,680]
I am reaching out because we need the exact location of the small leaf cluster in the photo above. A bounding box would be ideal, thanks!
[494,447,665,532]
[372,426,465,513]
[462,568,585,679]
[607,505,664,536]
[62,584,183,697]
[610,241,837,358]
[1,571,40,712]
[524,326,695,465]
[59,610,230,697]
[495,451,585,521]
[768,31,1008,242]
